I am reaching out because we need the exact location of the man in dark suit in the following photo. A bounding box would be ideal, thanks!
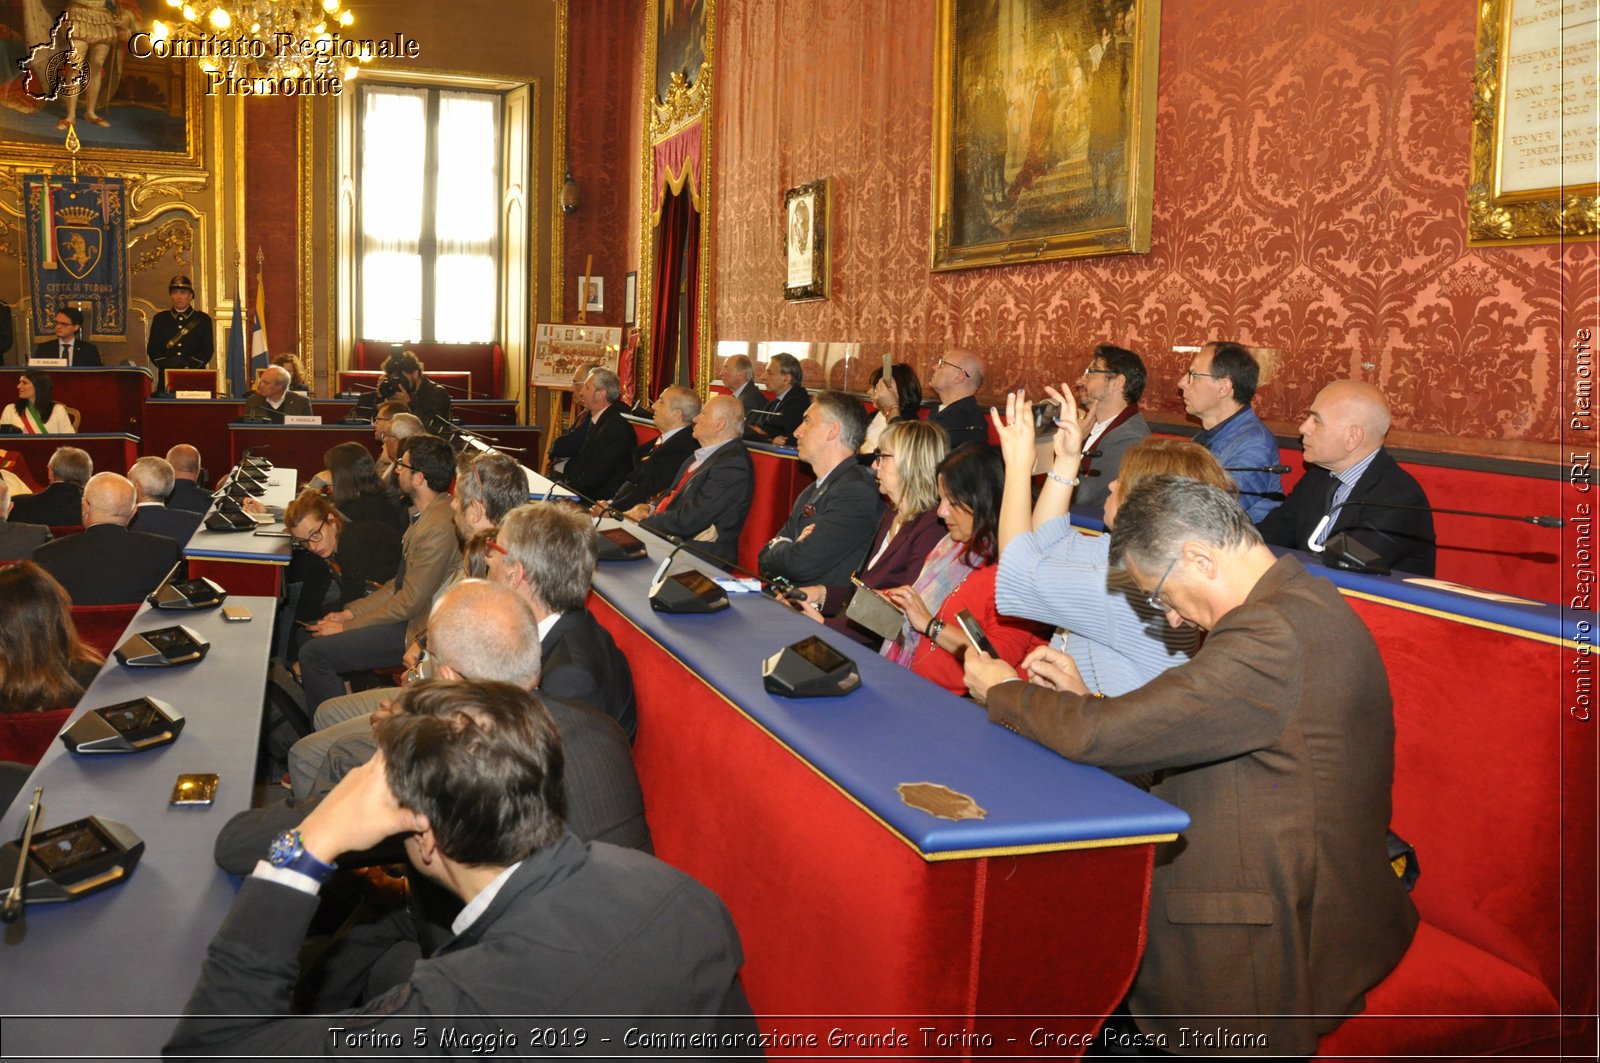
[241,365,314,421]
[492,501,637,742]
[236,579,651,868]
[721,353,766,415]
[758,390,885,587]
[9,445,91,526]
[634,394,754,564]
[1258,380,1436,576]
[34,472,181,604]
[609,386,700,511]
[1072,343,1152,515]
[164,444,212,513]
[927,348,988,449]
[167,679,749,1057]
[127,455,204,546]
[966,477,1417,1057]
[0,477,50,560]
[560,366,634,503]
[744,352,810,445]
[35,306,101,366]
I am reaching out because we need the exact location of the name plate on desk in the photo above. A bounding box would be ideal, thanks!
[174,389,212,400]
[27,357,67,367]
[283,414,323,425]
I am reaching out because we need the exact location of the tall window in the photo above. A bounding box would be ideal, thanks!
[358,85,501,344]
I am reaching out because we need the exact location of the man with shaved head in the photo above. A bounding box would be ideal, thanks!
[608,385,701,511]
[928,348,988,449]
[631,392,755,563]
[164,443,212,513]
[34,471,181,603]
[1258,380,1435,575]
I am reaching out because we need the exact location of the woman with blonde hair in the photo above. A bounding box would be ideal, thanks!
[987,385,1235,697]
[0,561,104,763]
[795,418,949,645]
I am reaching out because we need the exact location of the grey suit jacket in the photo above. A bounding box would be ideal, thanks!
[0,519,49,561]
[640,440,755,564]
[1075,408,1150,513]
[986,556,1417,1054]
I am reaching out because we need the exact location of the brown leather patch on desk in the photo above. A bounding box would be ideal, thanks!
[897,781,986,821]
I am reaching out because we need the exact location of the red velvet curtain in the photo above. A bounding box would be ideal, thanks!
[649,187,701,400]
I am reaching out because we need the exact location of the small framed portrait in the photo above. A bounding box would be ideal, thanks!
[784,177,831,302]
[577,275,604,313]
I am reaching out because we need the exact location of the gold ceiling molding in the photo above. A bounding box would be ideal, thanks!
[650,64,712,142]
[128,218,194,274]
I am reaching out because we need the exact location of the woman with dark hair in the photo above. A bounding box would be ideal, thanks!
[1,369,73,433]
[0,561,104,764]
[324,441,406,530]
[860,362,923,454]
[880,443,1045,695]
[283,488,402,628]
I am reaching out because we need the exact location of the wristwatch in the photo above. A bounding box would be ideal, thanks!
[266,829,338,883]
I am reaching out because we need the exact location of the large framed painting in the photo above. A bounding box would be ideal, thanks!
[930,0,1160,271]
[1467,0,1599,245]
[0,0,203,169]
[655,0,707,104]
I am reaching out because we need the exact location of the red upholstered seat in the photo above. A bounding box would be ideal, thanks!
[351,340,505,399]
[71,603,141,658]
[48,525,84,539]
[0,707,73,766]
[1319,922,1562,1057]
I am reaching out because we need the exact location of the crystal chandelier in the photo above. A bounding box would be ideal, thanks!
[150,0,365,83]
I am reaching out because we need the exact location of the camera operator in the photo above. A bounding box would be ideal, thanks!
[381,350,452,429]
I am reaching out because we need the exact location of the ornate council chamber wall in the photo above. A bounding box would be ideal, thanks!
[708,0,1592,461]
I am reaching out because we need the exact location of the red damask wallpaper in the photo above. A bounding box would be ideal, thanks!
[709,0,1595,459]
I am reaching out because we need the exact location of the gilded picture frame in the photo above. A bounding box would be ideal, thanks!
[930,0,1160,271]
[783,177,830,302]
[1467,0,1599,246]
[0,2,205,171]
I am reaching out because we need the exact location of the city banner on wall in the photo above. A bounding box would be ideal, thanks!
[24,174,128,337]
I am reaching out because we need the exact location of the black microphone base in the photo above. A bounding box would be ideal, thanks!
[1321,533,1390,576]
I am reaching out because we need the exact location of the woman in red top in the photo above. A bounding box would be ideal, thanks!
[881,443,1044,695]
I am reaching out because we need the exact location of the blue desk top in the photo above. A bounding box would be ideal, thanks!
[1066,512,1584,646]
[183,466,298,564]
[590,520,1188,860]
[0,598,274,1056]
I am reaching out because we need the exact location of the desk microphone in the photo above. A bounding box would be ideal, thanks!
[549,482,648,560]
[1,787,43,924]
[1309,496,1563,574]
[1225,463,1292,475]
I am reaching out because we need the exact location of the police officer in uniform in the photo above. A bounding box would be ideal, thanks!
[147,274,214,393]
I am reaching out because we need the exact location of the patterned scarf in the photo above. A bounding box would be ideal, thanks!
[882,534,979,665]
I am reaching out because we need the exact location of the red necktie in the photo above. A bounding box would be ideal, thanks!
[655,461,700,512]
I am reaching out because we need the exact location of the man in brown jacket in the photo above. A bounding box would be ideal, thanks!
[966,476,1417,1057]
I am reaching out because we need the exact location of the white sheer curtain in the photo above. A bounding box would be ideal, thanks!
[360,87,426,342]
[433,92,499,343]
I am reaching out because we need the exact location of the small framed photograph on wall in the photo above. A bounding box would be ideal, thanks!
[784,178,831,302]
[623,271,638,326]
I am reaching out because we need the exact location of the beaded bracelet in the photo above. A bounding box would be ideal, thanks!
[1046,470,1079,488]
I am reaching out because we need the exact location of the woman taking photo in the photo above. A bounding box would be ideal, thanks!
[0,562,104,764]
[795,419,948,646]
[0,370,73,433]
[881,443,1045,695]
[860,362,922,455]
